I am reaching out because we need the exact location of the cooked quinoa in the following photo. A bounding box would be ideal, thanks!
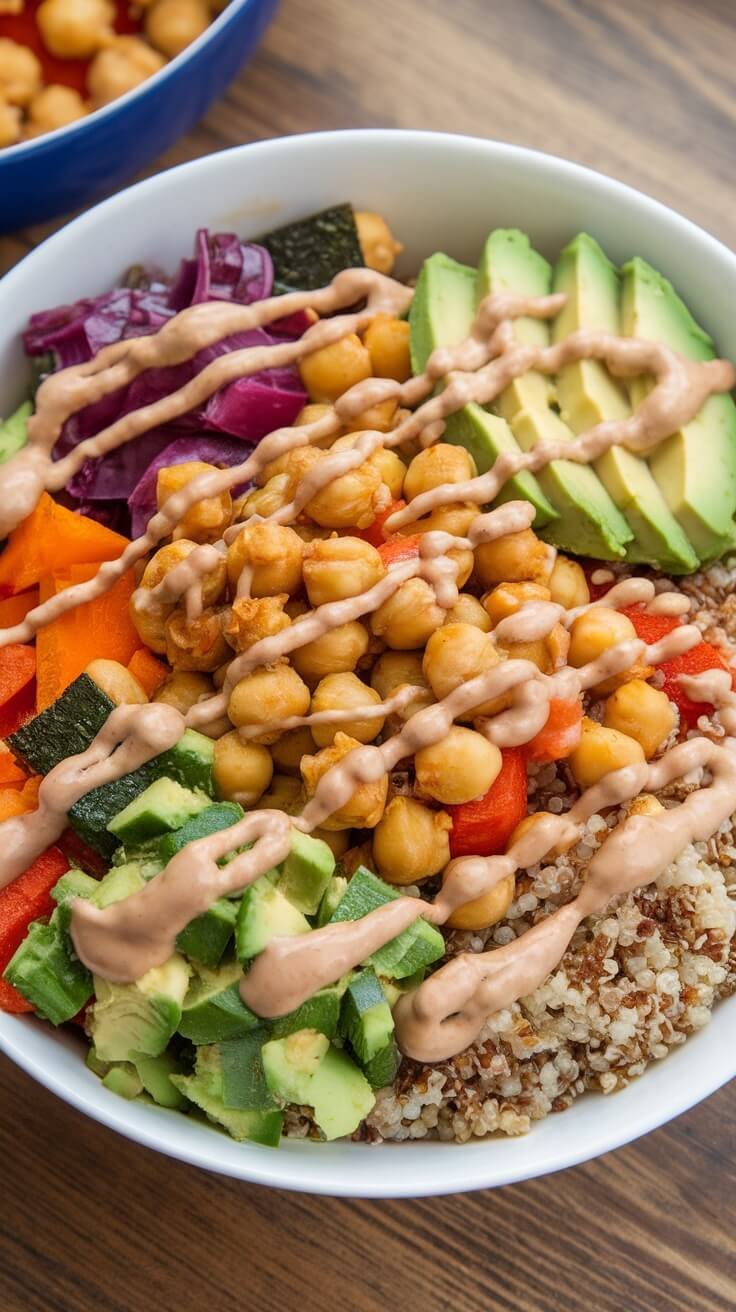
[302,560,736,1146]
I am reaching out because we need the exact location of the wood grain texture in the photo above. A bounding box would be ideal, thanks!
[1,1,735,1308]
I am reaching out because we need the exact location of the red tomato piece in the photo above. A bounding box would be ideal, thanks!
[525,697,583,763]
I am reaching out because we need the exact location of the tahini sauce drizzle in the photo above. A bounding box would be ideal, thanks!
[0,268,734,1061]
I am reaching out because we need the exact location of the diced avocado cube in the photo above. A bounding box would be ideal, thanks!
[107,778,210,847]
[3,916,92,1025]
[93,862,146,908]
[219,1033,277,1111]
[102,1064,144,1100]
[158,802,244,863]
[132,1050,188,1110]
[90,953,191,1062]
[262,1031,375,1141]
[362,1040,401,1090]
[269,978,348,1041]
[51,869,100,905]
[178,960,259,1045]
[340,967,394,1063]
[235,876,310,961]
[273,830,335,915]
[171,1045,283,1145]
[0,400,31,463]
[316,874,348,927]
[328,867,445,979]
[85,1045,110,1078]
[175,898,237,968]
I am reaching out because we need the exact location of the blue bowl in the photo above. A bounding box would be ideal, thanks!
[0,0,278,233]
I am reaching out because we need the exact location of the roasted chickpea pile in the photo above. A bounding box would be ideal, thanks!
[124,233,686,932]
[0,0,220,147]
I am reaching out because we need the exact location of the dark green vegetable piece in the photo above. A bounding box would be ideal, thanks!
[176,899,237,968]
[219,1032,277,1111]
[3,913,92,1025]
[260,203,364,291]
[8,674,114,776]
[158,802,244,862]
[362,1041,401,1090]
[328,866,445,978]
[340,967,394,1063]
[269,982,344,1041]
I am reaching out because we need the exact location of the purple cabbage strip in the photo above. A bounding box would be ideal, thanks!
[128,434,253,539]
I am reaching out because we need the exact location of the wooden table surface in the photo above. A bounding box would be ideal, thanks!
[1,2,735,1308]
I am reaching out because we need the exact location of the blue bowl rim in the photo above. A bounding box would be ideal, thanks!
[0,0,262,162]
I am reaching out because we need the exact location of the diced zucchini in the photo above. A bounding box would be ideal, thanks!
[171,1045,283,1145]
[219,1032,277,1111]
[3,914,92,1025]
[340,967,394,1063]
[235,877,310,961]
[316,874,348,927]
[175,899,237,968]
[107,778,210,847]
[269,979,347,1041]
[362,1041,401,1090]
[328,867,445,979]
[158,802,244,862]
[272,830,335,915]
[178,960,259,1044]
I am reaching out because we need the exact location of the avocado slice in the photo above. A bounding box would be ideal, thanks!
[408,252,556,526]
[621,257,736,561]
[132,1050,188,1109]
[107,777,210,848]
[171,1045,283,1145]
[90,953,191,1062]
[552,234,699,573]
[261,1029,375,1141]
[340,967,395,1064]
[272,829,335,915]
[235,876,311,961]
[0,401,31,464]
[479,229,633,559]
[102,1064,144,1100]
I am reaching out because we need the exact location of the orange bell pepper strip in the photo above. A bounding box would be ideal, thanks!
[377,534,423,569]
[127,648,169,698]
[0,753,28,788]
[0,493,130,598]
[36,563,140,710]
[0,590,39,628]
[0,846,69,1015]
[358,499,408,548]
[525,697,583,763]
[448,747,528,859]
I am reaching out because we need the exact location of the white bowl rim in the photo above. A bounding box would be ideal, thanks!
[0,128,734,1197]
[0,0,262,162]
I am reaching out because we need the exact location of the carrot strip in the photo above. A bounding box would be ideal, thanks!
[0,493,129,597]
[0,590,39,627]
[378,534,423,568]
[36,564,139,710]
[127,648,169,698]
[0,753,27,787]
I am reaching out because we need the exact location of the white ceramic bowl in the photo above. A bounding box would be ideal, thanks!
[1,130,734,1197]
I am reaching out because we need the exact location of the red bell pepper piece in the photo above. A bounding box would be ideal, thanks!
[378,534,423,569]
[358,499,408,548]
[618,604,680,646]
[58,828,108,878]
[0,847,69,1013]
[525,697,583,763]
[0,978,34,1014]
[659,641,735,729]
[449,747,528,858]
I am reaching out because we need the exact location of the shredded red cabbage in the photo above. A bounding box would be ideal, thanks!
[128,435,252,539]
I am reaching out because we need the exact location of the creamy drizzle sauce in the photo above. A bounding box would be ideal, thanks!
[0,264,734,1062]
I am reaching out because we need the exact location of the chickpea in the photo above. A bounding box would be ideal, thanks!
[474,528,552,588]
[305,451,383,529]
[343,397,399,436]
[362,315,411,383]
[270,726,317,775]
[0,99,22,148]
[373,797,452,884]
[404,444,477,501]
[603,679,676,759]
[228,664,311,744]
[496,623,570,675]
[569,717,645,790]
[367,445,405,498]
[238,473,291,520]
[145,0,210,57]
[259,774,305,814]
[303,536,385,607]
[133,540,225,653]
[156,462,232,543]
[88,35,165,106]
[370,649,434,722]
[300,732,387,830]
[548,555,590,611]
[508,811,576,860]
[355,211,403,275]
[257,442,323,490]
[85,659,148,705]
[165,607,231,673]
[0,39,42,107]
[415,726,502,805]
[213,731,273,806]
[567,606,649,692]
[26,84,87,135]
[625,793,665,819]
[400,501,477,539]
[294,403,343,450]
[155,670,213,714]
[292,524,332,544]
[444,593,492,632]
[291,620,370,687]
[226,522,304,598]
[371,577,445,650]
[445,871,516,932]
[37,0,114,59]
[482,581,551,626]
[299,333,372,404]
[224,594,290,654]
[422,623,503,716]
[285,597,309,621]
[312,827,350,859]
[310,672,384,747]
